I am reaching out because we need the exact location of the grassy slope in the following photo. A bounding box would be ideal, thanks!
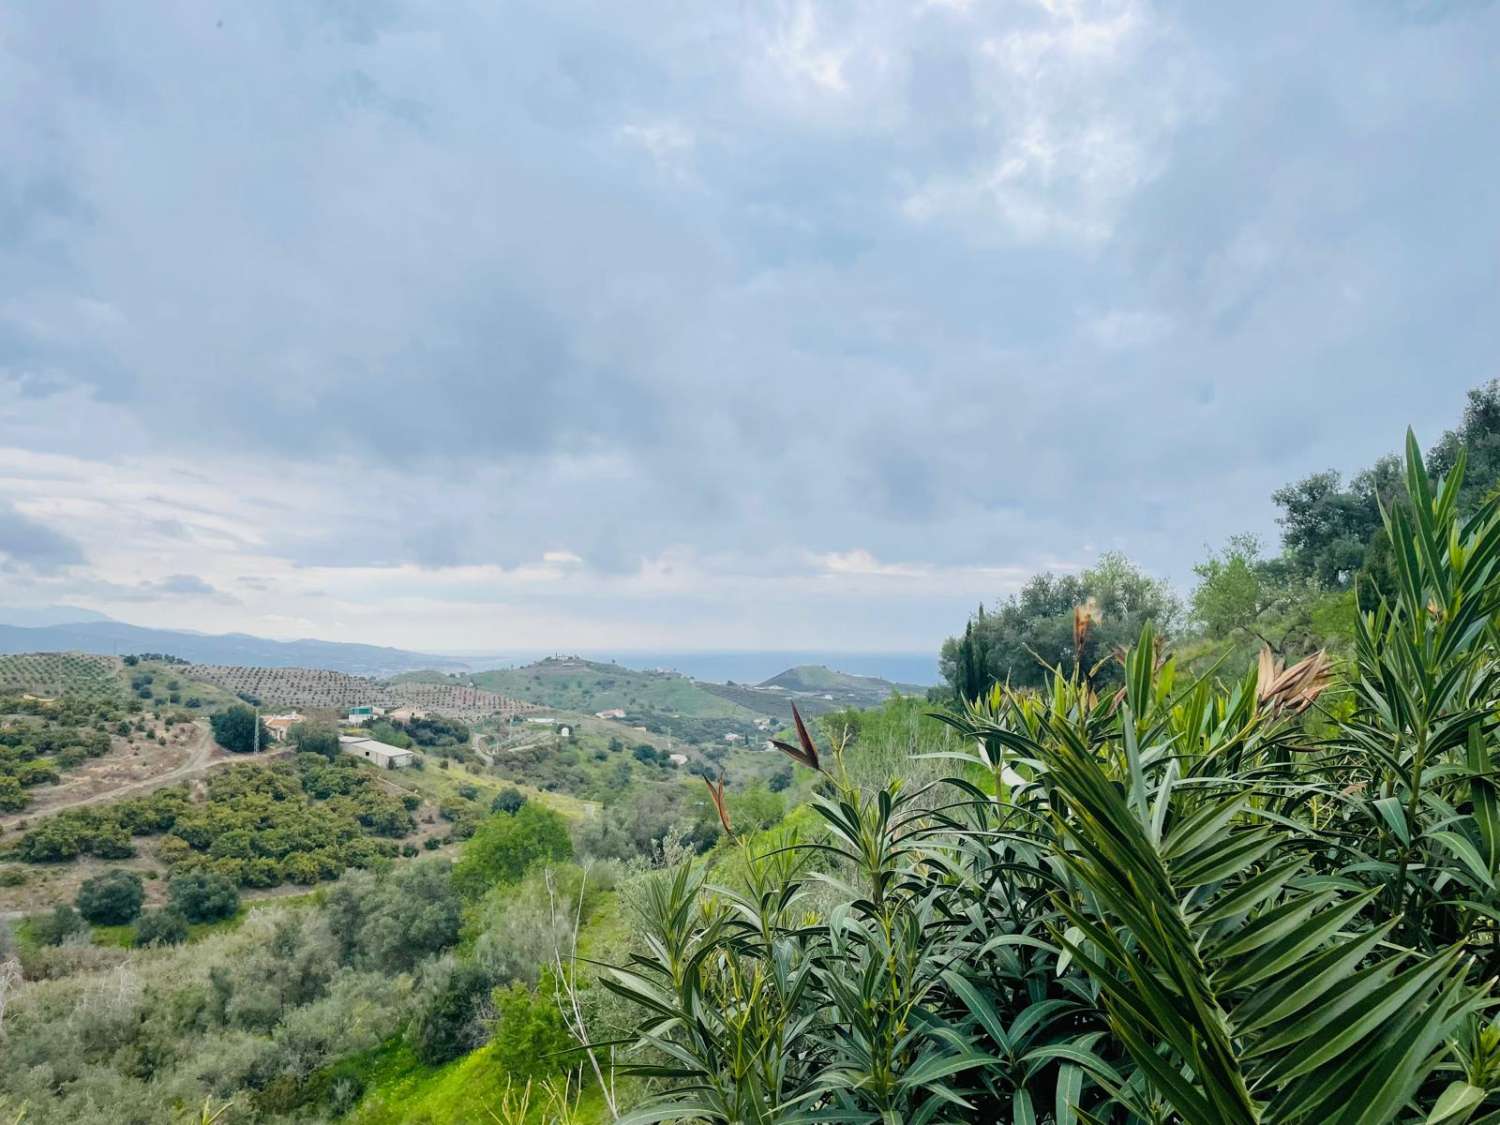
[471,659,760,720]
[347,876,627,1124]
[367,754,600,821]
[759,663,925,697]
[345,1040,610,1125]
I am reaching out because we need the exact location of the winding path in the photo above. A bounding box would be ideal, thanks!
[0,723,292,833]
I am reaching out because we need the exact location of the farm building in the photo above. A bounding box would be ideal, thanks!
[669,752,688,766]
[339,735,415,769]
[346,705,382,723]
[594,708,626,719]
[262,712,303,742]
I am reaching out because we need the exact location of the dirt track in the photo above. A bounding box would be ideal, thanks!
[0,722,292,833]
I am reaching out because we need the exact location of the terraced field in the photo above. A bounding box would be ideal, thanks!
[183,665,538,720]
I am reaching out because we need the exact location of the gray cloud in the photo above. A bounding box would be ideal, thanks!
[143,574,222,598]
[0,502,84,573]
[0,1,1497,648]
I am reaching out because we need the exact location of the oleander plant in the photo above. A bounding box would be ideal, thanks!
[601,434,1500,1124]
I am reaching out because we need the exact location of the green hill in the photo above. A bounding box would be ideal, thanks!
[757,664,926,702]
[464,657,761,720]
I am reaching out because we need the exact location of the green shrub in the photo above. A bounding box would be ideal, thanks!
[75,869,144,925]
[411,961,494,1065]
[210,705,267,754]
[290,722,340,760]
[0,776,26,812]
[489,973,575,1083]
[31,903,88,946]
[451,804,572,898]
[134,907,188,947]
[490,787,526,815]
[168,869,239,923]
[15,816,84,861]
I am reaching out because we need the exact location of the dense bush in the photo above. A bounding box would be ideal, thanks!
[325,860,462,973]
[133,906,188,946]
[398,714,471,749]
[0,774,25,811]
[210,704,269,754]
[75,869,144,925]
[489,973,575,1083]
[31,903,88,946]
[451,803,573,898]
[491,786,526,815]
[168,869,239,922]
[290,722,341,760]
[410,959,495,1065]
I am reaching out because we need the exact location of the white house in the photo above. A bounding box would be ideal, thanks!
[594,708,627,720]
[668,752,688,766]
[339,735,415,769]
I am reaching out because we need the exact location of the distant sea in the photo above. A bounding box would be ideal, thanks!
[452,650,943,687]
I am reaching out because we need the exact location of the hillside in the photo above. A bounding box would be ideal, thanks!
[758,663,926,701]
[0,622,467,677]
[462,657,761,720]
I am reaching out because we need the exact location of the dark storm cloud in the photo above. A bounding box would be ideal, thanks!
[2,0,1498,617]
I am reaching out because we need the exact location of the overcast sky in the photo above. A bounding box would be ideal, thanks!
[1,1,1496,655]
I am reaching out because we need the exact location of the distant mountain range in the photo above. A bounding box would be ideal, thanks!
[0,605,115,628]
[0,620,468,678]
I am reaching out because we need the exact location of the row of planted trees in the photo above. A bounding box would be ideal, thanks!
[593,434,1500,1123]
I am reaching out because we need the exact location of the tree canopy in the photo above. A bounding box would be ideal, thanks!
[941,552,1179,697]
[210,705,269,755]
[451,803,573,898]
